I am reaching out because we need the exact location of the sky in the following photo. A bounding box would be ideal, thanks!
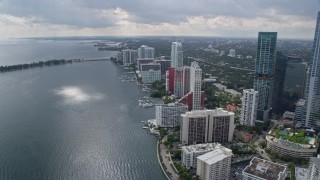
[0,0,319,39]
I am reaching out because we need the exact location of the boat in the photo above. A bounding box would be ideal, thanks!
[142,126,148,129]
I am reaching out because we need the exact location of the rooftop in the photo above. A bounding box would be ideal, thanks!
[310,157,320,170]
[243,157,287,180]
[182,143,221,153]
[197,146,233,165]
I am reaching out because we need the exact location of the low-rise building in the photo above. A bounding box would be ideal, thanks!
[283,111,295,120]
[196,144,233,180]
[242,157,287,180]
[225,89,241,97]
[155,103,188,127]
[181,143,220,169]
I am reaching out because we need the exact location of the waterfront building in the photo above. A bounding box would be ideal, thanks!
[284,56,306,98]
[167,66,191,98]
[137,58,154,71]
[254,32,277,122]
[301,12,320,128]
[171,42,183,68]
[155,103,188,127]
[140,63,161,84]
[122,49,138,66]
[190,62,202,110]
[116,52,123,63]
[180,109,235,145]
[228,49,236,57]
[154,59,171,78]
[196,144,233,180]
[138,45,155,59]
[181,143,220,169]
[308,155,320,180]
[272,51,287,113]
[242,157,287,180]
[240,89,259,126]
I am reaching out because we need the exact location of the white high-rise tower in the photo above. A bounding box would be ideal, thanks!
[171,42,183,68]
[190,61,202,110]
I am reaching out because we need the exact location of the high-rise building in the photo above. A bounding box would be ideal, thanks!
[140,63,161,84]
[171,42,183,68]
[168,66,191,98]
[155,103,188,127]
[154,59,171,78]
[174,68,184,97]
[137,58,154,71]
[272,51,287,113]
[301,12,320,128]
[190,62,202,110]
[228,49,236,58]
[308,155,320,180]
[138,45,155,59]
[254,32,277,122]
[242,157,287,180]
[240,89,259,126]
[196,144,233,180]
[295,99,305,124]
[183,66,191,95]
[122,49,138,66]
[181,143,221,169]
[180,109,234,145]
[284,57,306,98]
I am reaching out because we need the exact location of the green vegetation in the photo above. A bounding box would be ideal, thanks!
[202,82,241,109]
[164,132,180,149]
[236,121,270,134]
[174,162,200,180]
[0,59,78,73]
[150,81,169,98]
[288,163,296,180]
[273,127,309,144]
[163,96,175,104]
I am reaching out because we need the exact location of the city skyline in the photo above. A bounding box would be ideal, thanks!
[0,0,318,39]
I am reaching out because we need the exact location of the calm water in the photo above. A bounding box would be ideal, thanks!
[0,39,165,180]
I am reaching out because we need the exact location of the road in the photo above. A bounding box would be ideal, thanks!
[159,136,179,180]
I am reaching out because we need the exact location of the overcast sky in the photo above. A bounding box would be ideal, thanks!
[0,0,319,39]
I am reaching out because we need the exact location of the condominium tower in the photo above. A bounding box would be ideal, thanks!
[138,45,155,59]
[180,109,234,145]
[196,144,233,180]
[240,89,259,126]
[190,61,202,110]
[171,42,183,68]
[155,103,188,127]
[254,32,277,122]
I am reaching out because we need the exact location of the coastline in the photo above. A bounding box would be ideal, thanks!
[157,140,171,180]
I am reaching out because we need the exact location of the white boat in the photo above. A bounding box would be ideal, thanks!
[142,126,148,129]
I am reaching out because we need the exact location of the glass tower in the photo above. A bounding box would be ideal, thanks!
[303,12,320,128]
[254,32,277,122]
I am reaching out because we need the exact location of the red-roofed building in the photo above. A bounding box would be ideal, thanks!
[227,105,237,112]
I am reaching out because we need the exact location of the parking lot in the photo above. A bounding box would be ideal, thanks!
[230,161,250,180]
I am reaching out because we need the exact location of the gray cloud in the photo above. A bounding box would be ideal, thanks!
[0,0,318,38]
